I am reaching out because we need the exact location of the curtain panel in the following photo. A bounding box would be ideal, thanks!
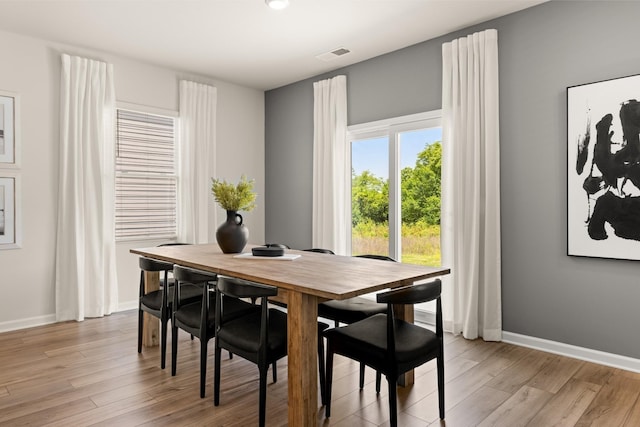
[441,29,502,341]
[55,54,118,321]
[312,75,348,255]
[178,80,217,244]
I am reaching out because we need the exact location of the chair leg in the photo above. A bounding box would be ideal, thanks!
[214,345,222,406]
[137,309,143,353]
[200,339,208,398]
[359,362,365,389]
[259,366,268,427]
[318,336,327,405]
[160,317,168,369]
[375,370,382,394]
[325,344,334,418]
[387,375,398,427]
[437,353,445,419]
[272,361,277,383]
[171,325,178,376]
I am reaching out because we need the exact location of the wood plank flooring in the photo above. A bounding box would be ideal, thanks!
[0,309,638,426]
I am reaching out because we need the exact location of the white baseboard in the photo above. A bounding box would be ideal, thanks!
[0,302,139,334]
[118,300,138,312]
[415,308,435,326]
[502,331,640,373]
[0,314,57,333]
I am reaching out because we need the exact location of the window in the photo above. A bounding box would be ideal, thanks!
[115,106,178,240]
[349,111,442,266]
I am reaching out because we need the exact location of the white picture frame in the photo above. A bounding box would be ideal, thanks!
[0,173,22,249]
[567,74,640,261]
[0,90,20,167]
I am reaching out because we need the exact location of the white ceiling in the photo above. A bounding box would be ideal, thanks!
[0,0,547,90]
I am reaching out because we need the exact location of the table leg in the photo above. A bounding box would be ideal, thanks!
[287,291,319,426]
[143,270,160,347]
[394,303,415,387]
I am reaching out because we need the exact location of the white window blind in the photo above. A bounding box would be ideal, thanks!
[115,108,177,240]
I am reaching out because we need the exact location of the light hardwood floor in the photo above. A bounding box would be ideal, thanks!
[0,309,638,426]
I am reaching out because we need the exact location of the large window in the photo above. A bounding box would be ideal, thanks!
[349,111,442,266]
[115,106,178,240]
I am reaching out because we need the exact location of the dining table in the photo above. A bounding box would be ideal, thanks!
[131,243,450,426]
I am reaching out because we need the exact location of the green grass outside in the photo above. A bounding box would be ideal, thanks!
[352,222,441,267]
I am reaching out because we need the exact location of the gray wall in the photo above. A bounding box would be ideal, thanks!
[264,1,640,359]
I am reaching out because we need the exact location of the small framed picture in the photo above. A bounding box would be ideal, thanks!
[0,174,22,249]
[0,90,20,167]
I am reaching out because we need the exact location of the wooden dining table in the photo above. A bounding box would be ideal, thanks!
[131,243,450,426]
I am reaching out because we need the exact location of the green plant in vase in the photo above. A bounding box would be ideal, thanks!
[211,175,257,253]
[211,175,257,212]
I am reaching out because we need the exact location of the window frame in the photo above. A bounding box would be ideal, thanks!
[347,110,442,260]
[114,102,179,242]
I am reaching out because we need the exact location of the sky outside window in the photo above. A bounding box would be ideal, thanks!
[352,127,442,178]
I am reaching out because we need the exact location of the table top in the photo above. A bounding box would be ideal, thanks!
[131,244,450,300]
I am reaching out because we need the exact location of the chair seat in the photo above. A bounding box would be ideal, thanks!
[217,309,330,357]
[217,308,288,356]
[174,295,258,330]
[324,314,439,365]
[140,281,202,311]
[319,297,386,324]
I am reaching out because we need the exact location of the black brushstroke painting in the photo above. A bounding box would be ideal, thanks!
[581,99,640,241]
[576,117,590,175]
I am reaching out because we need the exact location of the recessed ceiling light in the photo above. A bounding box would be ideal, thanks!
[265,0,289,10]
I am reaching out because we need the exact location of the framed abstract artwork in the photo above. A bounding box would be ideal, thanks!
[0,90,19,167]
[567,74,640,260]
[0,174,21,249]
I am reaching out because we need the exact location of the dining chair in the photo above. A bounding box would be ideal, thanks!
[137,248,202,369]
[323,279,444,427]
[171,265,259,398]
[313,252,395,392]
[138,257,174,369]
[213,276,329,427]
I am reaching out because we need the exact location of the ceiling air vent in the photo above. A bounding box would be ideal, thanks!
[316,47,351,62]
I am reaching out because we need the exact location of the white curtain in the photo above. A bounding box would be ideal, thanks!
[55,54,118,321]
[312,75,348,255]
[178,80,217,244]
[441,29,502,341]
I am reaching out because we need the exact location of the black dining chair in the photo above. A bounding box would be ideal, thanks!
[171,265,259,398]
[138,257,174,369]
[314,253,395,392]
[137,242,195,368]
[137,253,202,369]
[213,276,329,427]
[324,279,445,427]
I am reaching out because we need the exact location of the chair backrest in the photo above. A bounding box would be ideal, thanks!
[355,254,396,262]
[303,248,335,254]
[216,276,278,300]
[139,257,175,301]
[173,265,217,284]
[377,279,441,305]
[377,279,443,356]
[139,257,173,272]
[172,265,217,325]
